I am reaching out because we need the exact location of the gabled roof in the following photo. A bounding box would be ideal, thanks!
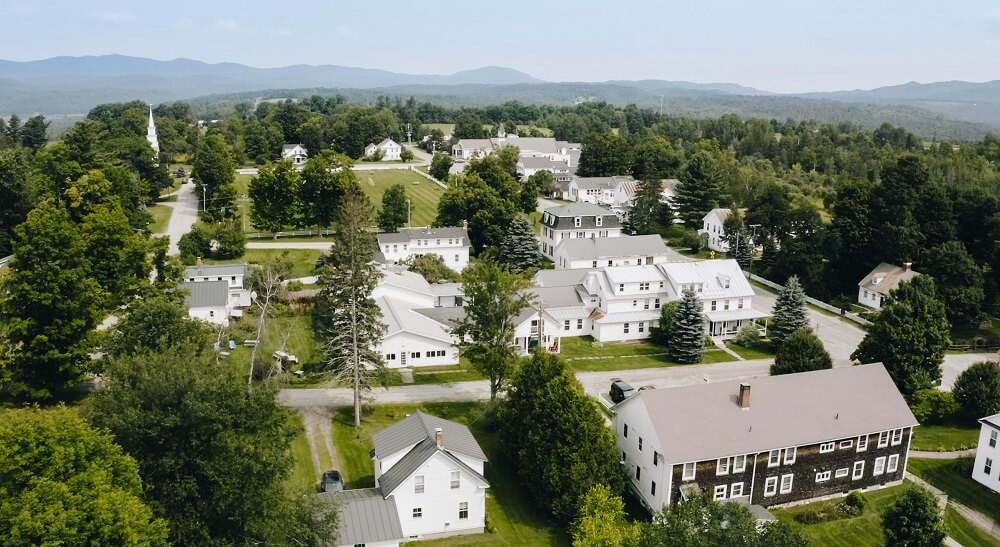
[660,259,753,298]
[495,137,559,154]
[185,263,248,278]
[555,234,668,261]
[533,269,590,288]
[542,203,621,230]
[318,488,403,546]
[377,227,469,244]
[530,286,586,309]
[858,262,920,296]
[378,437,489,497]
[183,280,229,308]
[377,296,454,344]
[981,412,1000,430]
[703,208,747,224]
[572,175,635,191]
[618,363,917,464]
[518,156,565,170]
[454,139,494,151]
[604,265,668,285]
[281,143,306,155]
[371,410,487,461]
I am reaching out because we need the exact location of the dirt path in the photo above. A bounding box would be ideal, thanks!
[910,449,977,459]
[906,472,1000,539]
[298,406,340,482]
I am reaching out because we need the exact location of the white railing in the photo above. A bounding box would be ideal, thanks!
[746,272,872,327]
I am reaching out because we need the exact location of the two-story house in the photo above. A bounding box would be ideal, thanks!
[552,234,671,270]
[281,143,308,165]
[538,203,622,259]
[378,227,471,272]
[660,260,767,338]
[183,264,253,324]
[613,364,917,512]
[568,176,639,217]
[373,269,463,368]
[365,138,403,161]
[699,208,747,252]
[972,412,1000,494]
[857,262,920,311]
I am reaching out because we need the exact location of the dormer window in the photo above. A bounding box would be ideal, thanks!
[574,217,582,227]
[596,216,603,227]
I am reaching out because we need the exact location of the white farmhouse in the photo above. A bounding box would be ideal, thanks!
[373,270,463,368]
[538,203,622,259]
[568,176,637,211]
[183,280,232,325]
[971,412,1000,494]
[699,208,747,252]
[450,139,494,161]
[857,262,920,311]
[365,138,403,161]
[661,260,767,338]
[553,234,671,270]
[377,227,471,272]
[183,264,253,322]
[281,143,308,165]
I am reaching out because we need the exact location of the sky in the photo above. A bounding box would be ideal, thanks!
[1,0,999,93]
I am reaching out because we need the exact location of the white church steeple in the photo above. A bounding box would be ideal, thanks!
[146,104,159,159]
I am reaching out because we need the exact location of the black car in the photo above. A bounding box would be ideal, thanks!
[609,378,635,403]
[320,469,343,493]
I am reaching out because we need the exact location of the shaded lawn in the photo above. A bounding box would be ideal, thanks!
[204,249,322,279]
[356,169,445,227]
[725,341,775,360]
[772,483,908,547]
[911,419,981,451]
[334,402,568,546]
[946,506,1000,547]
[226,315,320,380]
[147,204,173,234]
[909,458,1000,524]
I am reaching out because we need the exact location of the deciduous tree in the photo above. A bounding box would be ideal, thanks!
[577,133,633,177]
[881,486,946,547]
[952,361,1000,418]
[921,240,984,327]
[644,491,808,547]
[404,253,460,283]
[436,173,519,251]
[378,183,409,232]
[298,150,353,234]
[192,132,237,221]
[571,485,641,547]
[771,328,832,375]
[249,159,300,233]
[429,152,453,181]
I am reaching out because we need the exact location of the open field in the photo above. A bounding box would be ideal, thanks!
[909,458,1000,524]
[204,248,322,279]
[356,169,444,227]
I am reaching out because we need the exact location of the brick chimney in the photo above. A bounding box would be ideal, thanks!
[462,219,468,230]
[738,383,751,409]
[435,427,444,449]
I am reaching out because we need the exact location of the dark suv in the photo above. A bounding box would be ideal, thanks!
[609,378,635,403]
[320,470,343,493]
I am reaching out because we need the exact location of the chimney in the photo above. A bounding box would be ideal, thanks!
[903,262,912,271]
[435,427,444,449]
[462,219,468,230]
[196,256,203,266]
[738,383,751,409]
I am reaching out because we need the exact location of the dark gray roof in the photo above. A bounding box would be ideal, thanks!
[377,227,469,244]
[184,263,248,278]
[317,488,403,545]
[413,306,466,327]
[182,281,229,308]
[378,437,489,496]
[572,175,635,191]
[371,410,487,461]
[980,412,1000,430]
[542,203,621,230]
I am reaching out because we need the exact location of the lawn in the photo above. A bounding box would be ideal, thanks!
[285,413,318,495]
[560,336,737,372]
[233,172,253,195]
[333,402,568,546]
[945,505,1000,547]
[908,458,1000,524]
[725,341,775,360]
[225,314,320,380]
[911,420,982,451]
[204,249,322,279]
[147,203,172,234]
[772,484,909,546]
[356,168,445,227]
[424,123,455,135]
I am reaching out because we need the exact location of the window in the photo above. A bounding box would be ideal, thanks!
[639,322,645,333]
[577,319,583,329]
[733,454,746,473]
[411,352,421,359]
[385,353,396,361]
[891,429,903,446]
[635,466,641,481]
[653,451,659,466]
[835,468,849,478]
[574,217,581,227]
[414,475,424,494]
[644,299,650,309]
[853,461,865,480]
[412,507,423,518]
[815,471,831,482]
[820,442,835,453]
[857,435,868,452]
[878,431,889,448]
[450,471,460,489]
[780,473,794,494]
[639,282,649,291]
[840,440,854,449]
[651,481,657,495]
[711,300,717,311]
[784,447,797,464]
[619,283,625,292]
[738,298,744,309]
[731,482,744,497]
[638,437,643,451]
[632,300,638,307]
[887,454,899,473]
[713,484,727,500]
[564,320,570,331]
[459,502,469,519]
[624,323,630,334]
[576,231,585,238]
[592,260,598,268]
[596,216,603,227]
[724,300,730,310]
[717,458,730,476]
[764,477,778,496]
[985,458,993,475]
[874,457,886,476]
[654,298,661,309]
[683,462,696,481]
[768,449,781,467]
[991,430,998,448]
[624,424,628,438]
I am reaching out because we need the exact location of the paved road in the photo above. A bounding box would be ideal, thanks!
[160,180,199,256]
[750,286,865,364]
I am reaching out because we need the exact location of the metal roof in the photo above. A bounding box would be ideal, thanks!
[533,269,590,288]
[530,286,586,309]
[182,281,229,308]
[378,437,489,497]
[980,412,1000,430]
[184,263,248,278]
[660,259,754,298]
[377,296,455,344]
[371,410,487,462]
[604,265,668,284]
[377,226,469,244]
[542,203,622,231]
[619,363,917,464]
[317,488,403,545]
[555,234,669,261]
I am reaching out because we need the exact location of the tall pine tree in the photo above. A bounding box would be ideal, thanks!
[769,275,809,347]
[498,217,542,273]
[673,151,723,227]
[630,178,671,234]
[668,288,704,364]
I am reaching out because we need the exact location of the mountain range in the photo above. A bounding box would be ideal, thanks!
[2,55,999,140]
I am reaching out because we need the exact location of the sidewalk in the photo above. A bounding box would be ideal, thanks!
[906,472,1000,540]
[910,449,977,459]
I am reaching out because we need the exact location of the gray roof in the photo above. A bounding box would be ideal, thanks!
[378,437,489,496]
[555,234,668,260]
[530,286,585,309]
[377,226,469,244]
[858,262,921,296]
[429,283,464,297]
[572,175,635,191]
[371,410,487,461]
[185,263,248,278]
[182,280,229,308]
[318,488,403,545]
[542,203,621,230]
[413,306,467,327]
[519,156,564,170]
[377,297,454,344]
[533,269,590,288]
[980,412,1000,430]
[620,363,917,463]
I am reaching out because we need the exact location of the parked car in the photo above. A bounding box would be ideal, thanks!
[609,378,635,403]
[320,469,343,493]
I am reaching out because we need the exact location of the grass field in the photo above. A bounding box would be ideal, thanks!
[908,458,1000,524]
[147,204,172,234]
[424,123,455,135]
[333,402,568,546]
[204,249,322,279]
[772,484,907,546]
[356,169,445,227]
[911,420,982,451]
[222,314,320,381]
[560,336,737,371]
[725,341,775,360]
[945,505,1000,547]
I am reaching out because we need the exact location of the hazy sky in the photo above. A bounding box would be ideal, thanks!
[2,0,999,93]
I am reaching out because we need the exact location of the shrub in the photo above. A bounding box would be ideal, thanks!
[211,223,246,259]
[845,491,868,513]
[680,229,704,252]
[286,280,304,292]
[178,226,211,264]
[910,389,959,424]
[734,322,760,348]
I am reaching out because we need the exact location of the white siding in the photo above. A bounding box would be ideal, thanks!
[614,399,670,511]
[972,421,1000,494]
[187,305,230,325]
[380,332,458,368]
[391,452,487,539]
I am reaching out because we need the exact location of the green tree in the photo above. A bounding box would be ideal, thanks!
[5,114,22,144]
[502,352,623,523]
[769,275,809,347]
[577,133,633,177]
[378,183,409,232]
[192,132,237,221]
[104,296,210,357]
[404,253,461,283]
[0,201,103,398]
[211,221,246,259]
[881,486,946,547]
[429,152,453,181]
[668,287,704,363]
[298,150,353,234]
[852,276,950,397]
[644,491,808,547]
[528,169,558,196]
[921,241,984,327]
[771,328,832,375]
[652,300,679,345]
[400,148,414,162]
[871,156,926,264]
[314,187,387,426]
[453,110,486,139]
[674,150,724,227]
[571,485,641,547]
[249,159,300,234]
[177,226,212,264]
[630,178,671,234]
[498,217,542,273]
[20,115,48,151]
[454,259,531,399]
[435,173,519,251]
[631,135,681,181]
[81,202,149,305]
[0,406,168,546]
[952,361,1000,418]
[0,147,36,256]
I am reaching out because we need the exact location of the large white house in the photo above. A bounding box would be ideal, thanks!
[182,263,253,324]
[451,133,580,164]
[373,269,463,368]
[552,234,671,270]
[281,144,308,165]
[857,263,920,311]
[366,138,403,161]
[538,203,622,259]
[972,412,1000,494]
[700,208,747,252]
[568,176,638,213]
[377,227,471,272]
[320,412,489,547]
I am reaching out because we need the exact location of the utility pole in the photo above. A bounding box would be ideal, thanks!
[747,224,761,279]
[407,198,411,228]
[202,185,206,212]
[406,123,412,144]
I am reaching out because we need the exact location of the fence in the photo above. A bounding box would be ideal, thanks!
[746,272,872,327]
[409,166,447,189]
[245,229,337,240]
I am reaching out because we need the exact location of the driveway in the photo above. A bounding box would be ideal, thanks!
[160,180,199,256]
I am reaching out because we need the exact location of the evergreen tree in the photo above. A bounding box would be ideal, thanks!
[630,178,670,234]
[881,486,946,547]
[674,150,724,227]
[377,183,409,232]
[314,187,387,426]
[5,114,22,144]
[769,275,809,347]
[498,217,542,273]
[734,229,754,270]
[668,288,704,364]
[20,114,49,151]
[852,276,950,397]
[770,328,832,375]
[249,159,300,234]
